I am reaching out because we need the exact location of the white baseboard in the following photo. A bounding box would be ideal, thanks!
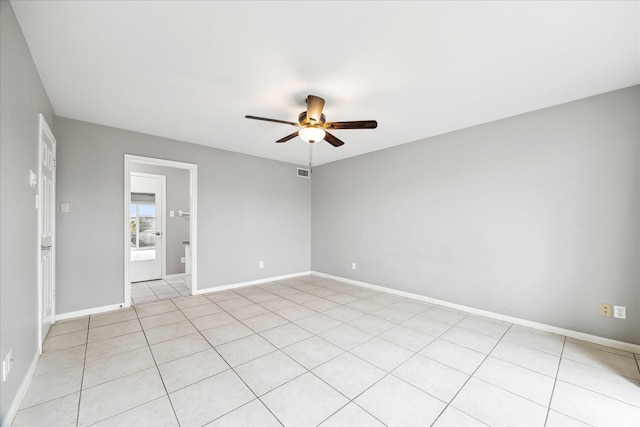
[312,271,640,354]
[195,271,312,295]
[2,349,40,427]
[55,303,124,321]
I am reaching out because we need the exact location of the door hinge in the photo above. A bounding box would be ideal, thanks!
[53,160,56,169]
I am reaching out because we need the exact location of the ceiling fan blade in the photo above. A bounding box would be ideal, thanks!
[245,115,300,126]
[324,120,378,129]
[276,131,299,143]
[324,131,345,147]
[306,95,325,124]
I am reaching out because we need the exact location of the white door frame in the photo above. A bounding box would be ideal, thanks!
[37,114,56,353]
[130,172,166,282]
[124,155,198,307]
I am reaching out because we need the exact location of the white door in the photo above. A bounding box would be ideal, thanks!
[130,173,164,282]
[38,115,56,351]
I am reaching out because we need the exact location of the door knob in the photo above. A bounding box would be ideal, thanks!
[155,232,161,236]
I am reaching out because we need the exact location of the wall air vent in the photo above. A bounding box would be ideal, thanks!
[297,168,310,178]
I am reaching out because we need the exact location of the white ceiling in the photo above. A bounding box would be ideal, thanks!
[11,1,640,166]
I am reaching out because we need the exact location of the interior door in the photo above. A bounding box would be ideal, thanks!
[130,173,163,282]
[38,115,56,351]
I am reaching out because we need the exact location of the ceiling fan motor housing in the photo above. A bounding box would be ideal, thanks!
[298,111,326,126]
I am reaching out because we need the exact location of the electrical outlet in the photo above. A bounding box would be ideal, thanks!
[259,261,264,269]
[614,305,626,319]
[180,257,186,264]
[351,262,356,270]
[600,303,611,317]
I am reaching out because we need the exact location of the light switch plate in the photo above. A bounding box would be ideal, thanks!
[60,203,70,213]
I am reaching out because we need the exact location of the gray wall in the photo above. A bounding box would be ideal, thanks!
[0,0,55,422]
[130,163,190,275]
[54,117,311,313]
[312,86,640,345]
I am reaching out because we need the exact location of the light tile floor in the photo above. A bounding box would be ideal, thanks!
[13,275,640,426]
[131,276,192,305]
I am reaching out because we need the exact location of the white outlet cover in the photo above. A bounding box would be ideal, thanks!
[613,305,626,319]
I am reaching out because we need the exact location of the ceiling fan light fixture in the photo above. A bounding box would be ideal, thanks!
[299,127,326,143]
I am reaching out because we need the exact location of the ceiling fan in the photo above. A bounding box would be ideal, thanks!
[245,95,377,147]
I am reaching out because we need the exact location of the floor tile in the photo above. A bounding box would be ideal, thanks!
[420,306,468,324]
[158,348,229,392]
[473,356,555,406]
[83,346,155,389]
[206,399,281,427]
[200,321,255,347]
[562,340,640,379]
[191,311,237,331]
[451,377,547,426]
[372,305,420,323]
[90,309,137,328]
[393,354,469,403]
[457,315,511,338]
[421,339,486,374]
[20,365,83,409]
[215,334,276,367]
[227,303,271,320]
[150,332,211,364]
[258,296,297,311]
[283,336,344,369]
[545,410,591,427]
[378,324,436,352]
[319,402,385,426]
[135,300,178,318]
[34,344,85,377]
[502,325,565,356]
[43,330,88,352]
[91,396,179,426]
[490,339,560,377]
[566,337,636,358]
[261,372,349,427]
[242,312,289,332]
[235,350,306,396]
[313,352,386,399]
[388,299,431,315]
[350,337,414,372]
[88,319,141,342]
[139,310,187,330]
[346,298,387,313]
[172,294,210,310]
[295,312,342,335]
[180,302,223,319]
[324,305,366,322]
[433,406,488,426]
[402,315,452,337]
[326,292,360,305]
[260,322,313,348]
[303,297,340,312]
[355,375,446,426]
[144,320,198,345]
[85,333,145,365]
[320,324,373,351]
[77,368,166,427]
[216,296,254,310]
[169,369,255,426]
[275,304,317,322]
[348,314,396,335]
[440,326,501,354]
[285,291,319,304]
[550,380,640,426]
[13,392,79,427]
[205,290,241,303]
[556,358,640,406]
[48,317,89,337]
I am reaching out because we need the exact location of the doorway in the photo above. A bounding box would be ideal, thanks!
[124,155,197,307]
[129,173,165,283]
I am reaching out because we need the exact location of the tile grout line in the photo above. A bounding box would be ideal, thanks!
[74,317,91,427]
